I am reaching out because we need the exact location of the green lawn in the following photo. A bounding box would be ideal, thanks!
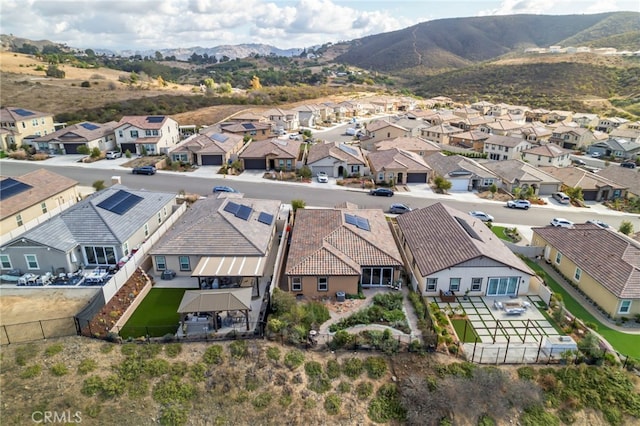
[491,226,512,242]
[525,259,640,360]
[451,318,480,343]
[119,288,186,338]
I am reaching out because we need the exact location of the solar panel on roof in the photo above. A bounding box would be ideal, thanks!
[80,122,99,131]
[211,133,229,143]
[235,205,253,221]
[96,190,143,215]
[257,212,274,225]
[12,108,35,117]
[344,213,357,226]
[455,217,481,241]
[241,123,256,130]
[339,144,358,156]
[0,178,33,201]
[146,116,165,123]
[356,217,370,231]
[223,201,241,215]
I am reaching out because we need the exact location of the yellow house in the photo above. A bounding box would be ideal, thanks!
[0,169,79,244]
[532,225,640,320]
[0,107,56,150]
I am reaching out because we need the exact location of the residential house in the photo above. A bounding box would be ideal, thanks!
[419,110,459,126]
[532,225,640,319]
[595,117,629,133]
[517,125,553,144]
[1,169,80,244]
[548,126,595,150]
[149,195,280,294]
[522,144,573,168]
[322,102,347,122]
[480,120,527,136]
[449,115,496,132]
[169,131,244,166]
[453,107,482,120]
[293,105,322,128]
[420,123,464,145]
[374,137,441,157]
[571,113,600,128]
[448,131,491,152]
[538,166,627,201]
[338,100,364,118]
[306,141,368,178]
[263,108,300,132]
[0,107,56,150]
[227,112,270,124]
[483,135,532,161]
[114,115,180,155]
[362,120,410,145]
[596,166,640,198]
[424,152,499,192]
[525,108,551,123]
[622,121,640,131]
[239,138,301,171]
[588,138,640,160]
[546,110,574,124]
[609,127,640,144]
[284,206,403,298]
[429,96,454,108]
[470,101,494,115]
[480,159,562,195]
[367,148,432,184]
[220,122,273,141]
[396,203,535,297]
[32,121,118,155]
[0,186,177,275]
[389,117,429,137]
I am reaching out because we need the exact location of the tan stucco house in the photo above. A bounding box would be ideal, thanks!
[0,107,56,150]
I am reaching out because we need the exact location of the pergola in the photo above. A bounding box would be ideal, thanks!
[191,255,266,297]
[177,287,252,331]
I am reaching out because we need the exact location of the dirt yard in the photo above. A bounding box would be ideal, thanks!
[0,287,98,325]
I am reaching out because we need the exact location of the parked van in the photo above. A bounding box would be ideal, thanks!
[553,192,570,204]
[345,127,357,136]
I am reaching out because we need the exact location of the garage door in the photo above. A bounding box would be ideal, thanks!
[538,184,558,195]
[312,166,333,177]
[201,155,223,166]
[120,143,136,155]
[406,173,427,183]
[449,179,469,192]
[583,191,597,201]
[63,144,80,154]
[243,158,266,170]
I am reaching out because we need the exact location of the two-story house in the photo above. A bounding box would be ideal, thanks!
[596,117,629,133]
[362,120,410,145]
[548,126,595,150]
[263,108,300,132]
[522,144,573,168]
[0,107,56,150]
[419,123,464,145]
[483,135,532,161]
[115,115,180,155]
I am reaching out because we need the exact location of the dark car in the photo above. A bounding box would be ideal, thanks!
[621,162,637,169]
[213,186,238,193]
[389,203,411,214]
[370,188,394,197]
[132,165,156,175]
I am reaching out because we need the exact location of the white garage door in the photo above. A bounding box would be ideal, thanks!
[312,166,334,177]
[449,178,470,192]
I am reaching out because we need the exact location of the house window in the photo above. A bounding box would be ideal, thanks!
[163,207,167,217]
[377,172,384,181]
[119,131,123,138]
[555,252,562,264]
[157,212,162,224]
[25,254,39,270]
[619,300,632,314]
[144,223,149,237]
[156,256,166,271]
[426,278,437,292]
[179,256,190,271]
[41,202,47,214]
[317,277,328,292]
[471,278,482,291]
[292,277,302,292]
[574,268,582,281]
[123,242,129,256]
[130,130,139,138]
[145,130,152,136]
[0,255,12,269]
[449,278,461,292]
[152,130,159,136]
[16,214,23,226]
[350,165,360,173]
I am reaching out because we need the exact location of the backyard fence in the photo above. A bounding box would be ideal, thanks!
[0,317,77,345]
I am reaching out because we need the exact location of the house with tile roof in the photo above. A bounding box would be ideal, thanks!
[32,121,118,155]
[263,108,299,131]
[374,137,441,157]
[517,125,553,144]
[284,206,403,297]
[538,166,627,201]
[149,195,281,293]
[522,144,573,168]
[169,131,244,166]
[483,134,532,161]
[588,138,640,161]
[596,166,640,197]
[448,130,491,152]
[293,104,322,128]
[571,113,600,128]
[0,107,56,150]
[480,120,527,136]
[0,185,177,275]
[420,123,464,145]
[367,148,432,184]
[1,169,80,245]
[424,152,499,192]
[114,115,180,155]
[306,141,368,178]
[397,203,535,297]
[548,126,595,150]
[532,224,640,319]
[609,127,640,144]
[596,117,629,133]
[480,159,562,196]
[362,119,410,144]
[239,138,302,171]
[220,121,273,141]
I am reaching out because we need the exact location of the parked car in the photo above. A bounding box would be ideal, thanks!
[621,161,637,169]
[213,186,238,193]
[289,134,301,140]
[105,150,122,159]
[389,203,412,214]
[586,219,609,229]
[468,211,494,222]
[370,188,394,197]
[572,158,586,166]
[506,199,531,210]
[591,152,602,158]
[316,172,329,183]
[552,192,571,204]
[550,217,575,228]
[132,165,156,175]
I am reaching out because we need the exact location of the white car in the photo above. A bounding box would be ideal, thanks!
[105,150,122,159]
[506,199,531,210]
[468,211,494,222]
[591,151,602,158]
[550,218,575,228]
[316,172,329,183]
[586,219,609,229]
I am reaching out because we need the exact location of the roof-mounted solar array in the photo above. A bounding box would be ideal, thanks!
[0,178,33,201]
[80,122,99,131]
[12,108,35,117]
[146,116,165,123]
[344,213,370,231]
[257,212,274,225]
[223,201,241,215]
[96,190,143,215]
[236,205,253,221]
[339,144,358,156]
[241,123,256,130]
[212,133,229,143]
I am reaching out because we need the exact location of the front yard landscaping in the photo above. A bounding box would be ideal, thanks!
[491,225,522,243]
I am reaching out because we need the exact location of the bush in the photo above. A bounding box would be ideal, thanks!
[517,366,536,381]
[15,343,38,366]
[342,357,363,379]
[356,381,374,400]
[305,361,323,378]
[266,346,280,363]
[82,376,103,396]
[284,349,305,370]
[307,374,332,394]
[77,358,98,375]
[190,363,207,382]
[81,81,91,87]
[324,393,342,415]
[325,359,341,379]
[251,392,272,411]
[145,359,171,377]
[364,356,388,379]
[229,340,248,359]
[44,343,64,357]
[100,374,127,399]
[368,383,406,423]
[50,363,69,376]
[20,364,42,379]
[202,345,224,365]
[337,381,351,393]
[152,377,195,405]
[164,343,182,358]
[159,404,189,426]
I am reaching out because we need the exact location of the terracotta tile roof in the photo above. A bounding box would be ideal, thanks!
[396,203,534,277]
[538,166,626,191]
[239,138,300,159]
[1,169,78,219]
[0,107,52,122]
[367,148,431,172]
[374,137,441,152]
[523,144,572,157]
[117,115,173,130]
[596,166,640,196]
[307,141,365,165]
[285,208,403,276]
[34,121,118,143]
[533,225,640,298]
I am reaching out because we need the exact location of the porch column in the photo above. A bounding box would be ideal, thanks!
[245,310,250,331]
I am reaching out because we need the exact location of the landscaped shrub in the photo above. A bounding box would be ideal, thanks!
[364,356,388,379]
[189,363,207,382]
[77,358,98,375]
[164,343,182,358]
[307,374,332,394]
[100,374,127,399]
[329,330,353,349]
[152,377,195,405]
[368,383,406,423]
[145,359,171,377]
[284,349,305,370]
[202,345,224,364]
[304,361,323,377]
[325,359,341,379]
[170,361,189,378]
[128,379,149,399]
[324,393,342,415]
[337,381,351,393]
[229,340,248,359]
[342,357,363,379]
[81,376,103,396]
[159,403,189,426]
[50,363,69,376]
[517,366,536,381]
[266,346,280,363]
[356,381,374,400]
[20,364,42,379]
[137,344,162,359]
[44,343,64,357]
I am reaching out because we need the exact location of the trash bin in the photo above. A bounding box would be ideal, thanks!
[336,291,346,302]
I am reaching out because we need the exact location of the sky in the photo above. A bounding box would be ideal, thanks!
[1,0,637,52]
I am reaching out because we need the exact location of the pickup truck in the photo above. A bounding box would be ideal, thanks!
[506,199,531,210]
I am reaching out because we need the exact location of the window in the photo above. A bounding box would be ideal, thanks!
[157,212,162,224]
[179,256,190,271]
[574,268,582,281]
[619,300,631,314]
[144,223,149,237]
[163,207,167,217]
[317,277,328,292]
[16,214,23,226]
[25,254,39,270]
[0,255,12,269]
[84,246,117,265]
[130,130,139,138]
[471,278,482,291]
[426,278,437,292]
[292,277,302,292]
[351,165,360,173]
[155,256,166,271]
[449,278,461,292]
[555,252,562,264]
[123,242,129,256]
[152,130,159,136]
[145,130,152,136]
[41,202,47,213]
[118,130,123,138]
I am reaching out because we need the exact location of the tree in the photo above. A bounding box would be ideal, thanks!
[291,199,306,212]
[433,175,452,194]
[154,51,163,61]
[92,180,106,191]
[251,75,262,90]
[203,78,215,88]
[45,65,65,78]
[489,183,497,199]
[619,220,634,235]
[84,48,95,57]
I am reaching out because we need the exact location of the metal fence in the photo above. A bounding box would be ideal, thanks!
[0,317,78,345]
